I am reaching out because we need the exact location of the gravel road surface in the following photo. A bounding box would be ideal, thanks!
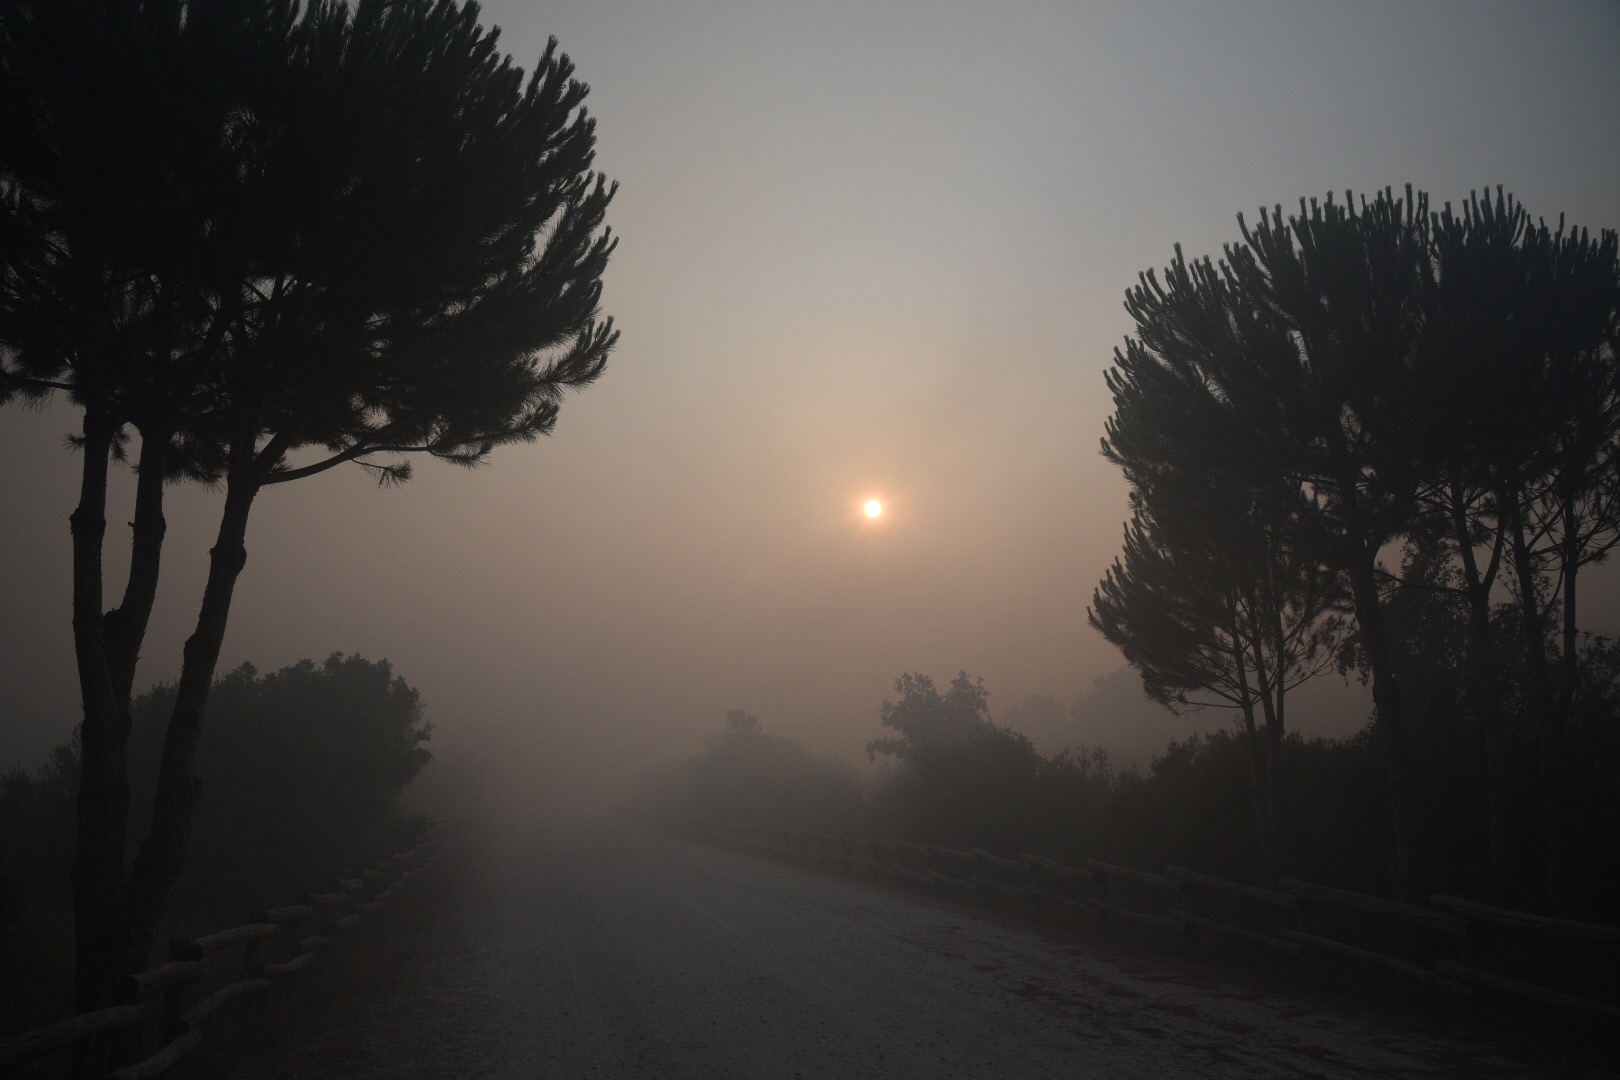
[218,824,1580,1079]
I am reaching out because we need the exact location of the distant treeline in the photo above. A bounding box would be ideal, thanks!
[646,710,867,836]
[0,653,432,930]
[654,650,1620,921]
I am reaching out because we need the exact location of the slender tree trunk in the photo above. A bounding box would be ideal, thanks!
[104,427,172,704]
[68,410,142,1013]
[126,457,260,934]
[1343,543,1425,891]
[1230,639,1276,879]
[1546,486,1583,910]
[1269,592,1289,743]
[1501,481,1566,911]
[1559,490,1579,724]
[1446,475,1510,898]
[70,425,178,1015]
[1244,633,1282,873]
[1265,678,1284,880]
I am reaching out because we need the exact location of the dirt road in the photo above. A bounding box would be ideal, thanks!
[217,825,1576,1079]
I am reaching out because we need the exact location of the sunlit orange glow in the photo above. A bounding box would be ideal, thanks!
[863,499,883,519]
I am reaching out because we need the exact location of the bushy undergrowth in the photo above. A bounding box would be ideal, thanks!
[0,653,432,930]
[662,658,1620,920]
[866,724,1390,887]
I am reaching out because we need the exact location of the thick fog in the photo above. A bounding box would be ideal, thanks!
[3,0,1619,821]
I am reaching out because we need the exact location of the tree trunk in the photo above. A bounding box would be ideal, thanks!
[1501,481,1566,911]
[104,427,172,704]
[69,416,258,1030]
[1266,596,1287,867]
[1270,592,1288,743]
[126,459,260,936]
[68,409,141,1014]
[1343,544,1425,892]
[1230,639,1276,880]
[1243,633,1282,872]
[1546,486,1582,911]
[1446,474,1510,899]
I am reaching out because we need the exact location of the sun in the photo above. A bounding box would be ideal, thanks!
[863,498,883,519]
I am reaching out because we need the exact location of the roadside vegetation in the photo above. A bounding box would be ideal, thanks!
[0,654,432,937]
[657,640,1620,923]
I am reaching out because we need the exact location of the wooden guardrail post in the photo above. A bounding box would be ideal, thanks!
[324,879,347,937]
[239,924,264,1034]
[284,905,304,966]
[282,906,301,962]
[241,931,262,980]
[160,939,192,1046]
[75,969,134,1079]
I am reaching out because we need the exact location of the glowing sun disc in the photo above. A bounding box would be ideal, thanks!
[864,499,883,519]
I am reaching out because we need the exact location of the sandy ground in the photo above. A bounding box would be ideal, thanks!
[208,824,1591,1080]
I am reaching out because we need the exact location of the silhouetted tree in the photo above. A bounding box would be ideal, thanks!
[1102,185,1619,901]
[1089,484,1341,874]
[1494,217,1619,911]
[1104,189,1433,886]
[0,0,616,1013]
[865,672,994,761]
[1416,191,1620,903]
[862,673,1052,851]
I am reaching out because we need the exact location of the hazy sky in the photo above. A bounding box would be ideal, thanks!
[3,0,1618,810]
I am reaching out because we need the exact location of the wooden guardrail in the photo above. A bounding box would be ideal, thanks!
[0,829,444,1079]
[673,816,1620,1033]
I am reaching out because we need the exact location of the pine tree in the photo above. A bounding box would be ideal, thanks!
[0,0,617,1020]
[1103,189,1433,888]
[1089,462,1341,875]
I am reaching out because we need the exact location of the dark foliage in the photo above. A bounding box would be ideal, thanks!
[865,671,995,761]
[690,661,1618,922]
[869,725,1048,853]
[130,653,431,919]
[862,673,1390,888]
[1360,544,1620,912]
[0,740,78,925]
[1102,729,1388,886]
[0,654,430,928]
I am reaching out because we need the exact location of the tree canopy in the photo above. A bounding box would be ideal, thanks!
[866,671,995,761]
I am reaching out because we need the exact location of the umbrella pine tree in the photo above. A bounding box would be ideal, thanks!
[1,0,618,1017]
